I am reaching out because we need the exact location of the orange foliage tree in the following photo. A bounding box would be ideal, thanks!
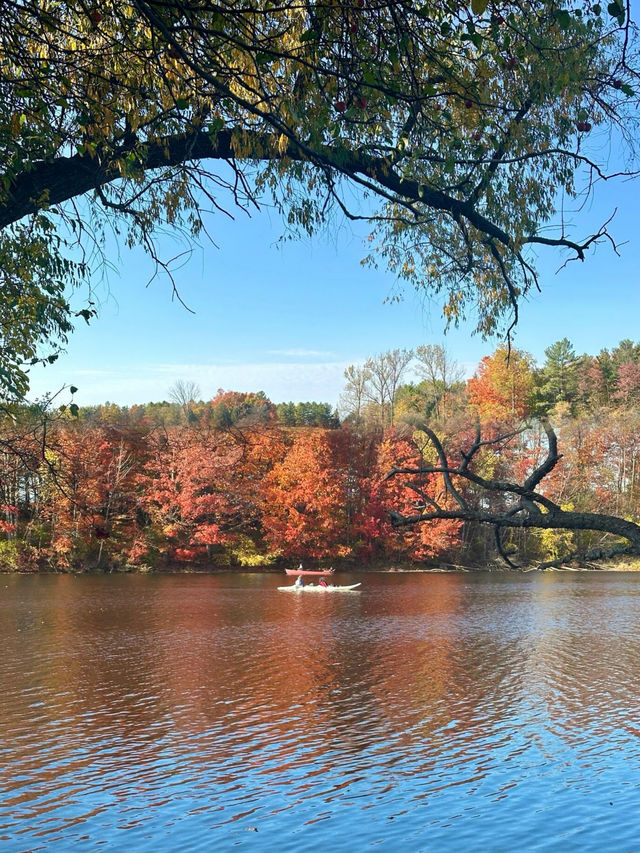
[467,345,536,423]
[261,429,354,560]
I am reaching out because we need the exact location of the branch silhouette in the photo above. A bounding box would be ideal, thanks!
[387,419,640,569]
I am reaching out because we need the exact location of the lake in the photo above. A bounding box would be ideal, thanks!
[2,571,640,851]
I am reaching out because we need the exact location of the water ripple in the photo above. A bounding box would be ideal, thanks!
[2,572,640,850]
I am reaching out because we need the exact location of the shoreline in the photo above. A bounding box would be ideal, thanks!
[3,556,640,575]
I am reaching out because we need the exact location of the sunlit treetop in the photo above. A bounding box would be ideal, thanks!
[0,0,638,396]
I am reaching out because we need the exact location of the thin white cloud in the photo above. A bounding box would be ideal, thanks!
[27,359,350,407]
[52,368,117,377]
[266,348,337,358]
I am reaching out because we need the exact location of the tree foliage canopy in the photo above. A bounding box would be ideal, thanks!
[1,0,639,396]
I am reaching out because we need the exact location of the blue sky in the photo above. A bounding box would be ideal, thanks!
[27,166,640,409]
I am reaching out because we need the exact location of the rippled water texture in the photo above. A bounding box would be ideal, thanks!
[2,571,640,851]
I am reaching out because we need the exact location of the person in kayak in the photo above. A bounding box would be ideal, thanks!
[319,578,328,587]
[294,575,303,588]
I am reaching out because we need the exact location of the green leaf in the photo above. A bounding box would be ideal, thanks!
[461,32,484,47]
[75,308,94,324]
[471,0,489,15]
[175,97,189,109]
[299,29,319,43]
[556,10,571,29]
[70,385,78,394]
[607,1,624,21]
[69,403,79,417]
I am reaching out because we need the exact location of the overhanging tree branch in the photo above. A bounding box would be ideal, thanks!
[387,419,640,568]
[1,0,639,399]
[0,126,516,246]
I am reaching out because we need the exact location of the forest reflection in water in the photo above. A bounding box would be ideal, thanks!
[2,570,640,851]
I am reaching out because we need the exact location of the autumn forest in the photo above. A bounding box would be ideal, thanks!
[1,336,639,573]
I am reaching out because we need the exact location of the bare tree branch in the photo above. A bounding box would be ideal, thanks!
[387,420,640,568]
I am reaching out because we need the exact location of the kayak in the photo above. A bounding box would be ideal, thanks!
[277,583,361,593]
[285,568,334,576]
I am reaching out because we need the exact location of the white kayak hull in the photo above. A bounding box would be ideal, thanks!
[277,583,361,593]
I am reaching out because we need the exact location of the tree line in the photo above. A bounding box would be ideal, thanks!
[340,338,640,426]
[1,336,640,572]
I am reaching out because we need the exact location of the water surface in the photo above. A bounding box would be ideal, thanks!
[2,571,640,851]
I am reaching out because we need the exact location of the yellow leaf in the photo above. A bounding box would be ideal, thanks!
[277,133,289,154]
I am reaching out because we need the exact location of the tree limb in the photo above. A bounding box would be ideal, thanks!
[387,420,640,568]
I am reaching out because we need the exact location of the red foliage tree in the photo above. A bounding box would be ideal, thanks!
[135,418,286,565]
[355,428,462,562]
[41,423,144,568]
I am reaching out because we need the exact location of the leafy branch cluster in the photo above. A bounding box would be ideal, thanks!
[0,1,639,396]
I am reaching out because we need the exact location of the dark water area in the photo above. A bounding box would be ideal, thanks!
[2,571,640,851]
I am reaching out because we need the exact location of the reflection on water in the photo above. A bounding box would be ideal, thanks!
[2,572,640,851]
